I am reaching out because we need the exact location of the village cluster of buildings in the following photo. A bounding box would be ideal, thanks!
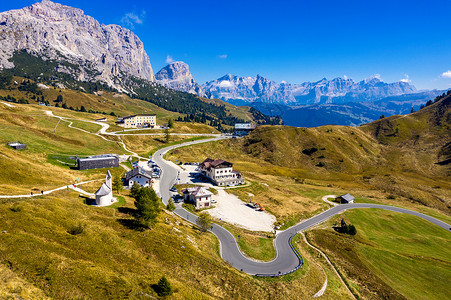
[180,158,245,210]
[234,123,257,136]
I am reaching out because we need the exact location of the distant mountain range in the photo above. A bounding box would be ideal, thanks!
[155,62,417,106]
[154,61,448,127]
[203,74,417,105]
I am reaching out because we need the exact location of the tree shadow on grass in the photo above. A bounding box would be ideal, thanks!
[117,207,147,231]
[118,218,146,231]
[150,284,160,295]
[154,138,166,144]
[118,207,137,216]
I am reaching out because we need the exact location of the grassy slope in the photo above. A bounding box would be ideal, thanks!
[0,103,220,195]
[0,104,125,194]
[0,190,350,299]
[307,209,451,300]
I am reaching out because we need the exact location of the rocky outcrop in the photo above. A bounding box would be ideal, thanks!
[0,0,154,91]
[203,74,417,105]
[155,61,206,97]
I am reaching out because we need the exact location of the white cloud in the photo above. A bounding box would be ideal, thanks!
[121,11,146,29]
[165,55,174,64]
[219,80,234,88]
[441,70,451,78]
[400,74,411,83]
[217,54,228,59]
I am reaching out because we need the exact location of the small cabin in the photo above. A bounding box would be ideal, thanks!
[7,141,27,150]
[336,194,355,204]
[182,186,213,210]
[125,167,153,188]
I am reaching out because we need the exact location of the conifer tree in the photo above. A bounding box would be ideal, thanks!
[156,275,172,296]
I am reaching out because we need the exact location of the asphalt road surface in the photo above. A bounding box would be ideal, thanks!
[153,137,451,276]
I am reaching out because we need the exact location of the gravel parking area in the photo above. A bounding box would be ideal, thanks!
[207,189,276,232]
[174,164,276,232]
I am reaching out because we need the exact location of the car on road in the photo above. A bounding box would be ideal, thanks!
[172,194,183,203]
[211,199,217,204]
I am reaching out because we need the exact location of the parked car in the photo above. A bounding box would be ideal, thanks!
[169,187,177,192]
[172,195,183,203]
[211,199,217,204]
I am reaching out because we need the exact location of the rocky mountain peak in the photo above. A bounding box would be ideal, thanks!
[155,61,192,81]
[0,0,154,92]
[363,75,383,85]
[155,61,206,97]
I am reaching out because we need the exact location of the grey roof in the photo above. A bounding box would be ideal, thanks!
[95,183,111,196]
[78,154,118,162]
[183,186,212,198]
[7,141,26,147]
[122,114,156,120]
[339,194,355,201]
[126,167,152,181]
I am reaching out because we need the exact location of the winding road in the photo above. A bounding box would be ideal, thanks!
[153,137,451,276]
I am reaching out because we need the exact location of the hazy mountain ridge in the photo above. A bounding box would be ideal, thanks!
[203,74,417,105]
[0,0,154,92]
[253,90,447,127]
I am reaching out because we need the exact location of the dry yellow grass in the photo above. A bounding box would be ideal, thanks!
[0,190,351,299]
[0,264,49,299]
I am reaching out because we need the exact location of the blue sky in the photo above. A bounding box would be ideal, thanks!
[2,0,451,90]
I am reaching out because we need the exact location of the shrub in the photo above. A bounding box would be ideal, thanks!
[302,147,318,156]
[196,212,212,233]
[112,176,123,194]
[10,204,22,212]
[67,223,85,235]
[347,224,357,235]
[166,199,176,212]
